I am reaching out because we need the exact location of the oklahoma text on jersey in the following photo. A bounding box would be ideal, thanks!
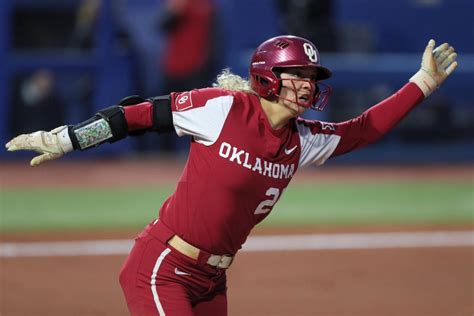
[218,141,295,180]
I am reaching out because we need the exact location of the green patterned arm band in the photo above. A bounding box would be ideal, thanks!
[74,118,113,149]
[68,105,128,150]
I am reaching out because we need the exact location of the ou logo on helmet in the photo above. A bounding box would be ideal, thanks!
[303,43,318,63]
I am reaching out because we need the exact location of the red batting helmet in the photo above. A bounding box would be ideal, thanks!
[249,35,332,111]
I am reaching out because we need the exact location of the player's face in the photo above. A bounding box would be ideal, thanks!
[278,68,318,116]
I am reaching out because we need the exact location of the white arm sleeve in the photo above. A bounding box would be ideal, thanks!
[172,95,234,146]
[297,122,341,168]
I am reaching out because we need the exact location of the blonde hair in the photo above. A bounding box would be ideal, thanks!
[212,68,255,93]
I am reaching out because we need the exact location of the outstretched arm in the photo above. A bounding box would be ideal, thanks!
[5,95,173,166]
[330,39,458,157]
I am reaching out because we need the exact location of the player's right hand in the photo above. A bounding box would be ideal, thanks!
[5,125,73,166]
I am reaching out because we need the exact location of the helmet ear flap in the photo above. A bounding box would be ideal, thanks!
[251,72,279,99]
[257,76,269,87]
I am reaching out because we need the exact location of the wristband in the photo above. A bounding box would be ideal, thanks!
[409,69,437,97]
[73,118,113,150]
[54,125,74,153]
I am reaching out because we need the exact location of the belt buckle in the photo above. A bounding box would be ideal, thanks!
[207,254,234,269]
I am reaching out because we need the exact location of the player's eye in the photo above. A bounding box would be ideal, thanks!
[285,72,300,79]
[293,71,304,78]
[294,71,317,81]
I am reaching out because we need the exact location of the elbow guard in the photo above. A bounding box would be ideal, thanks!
[148,95,174,133]
[120,94,174,135]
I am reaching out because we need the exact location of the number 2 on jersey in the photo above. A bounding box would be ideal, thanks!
[254,187,281,215]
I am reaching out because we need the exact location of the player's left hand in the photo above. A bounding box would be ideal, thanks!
[423,39,458,85]
[410,39,458,97]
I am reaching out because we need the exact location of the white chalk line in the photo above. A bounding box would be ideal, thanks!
[0,231,473,258]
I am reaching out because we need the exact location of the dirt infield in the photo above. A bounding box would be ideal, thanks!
[1,161,473,315]
[1,228,473,316]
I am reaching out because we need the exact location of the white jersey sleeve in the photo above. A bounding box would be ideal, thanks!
[171,89,234,146]
[296,119,341,168]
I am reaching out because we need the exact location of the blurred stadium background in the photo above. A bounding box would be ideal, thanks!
[0,0,473,162]
[1,0,472,232]
[0,0,473,315]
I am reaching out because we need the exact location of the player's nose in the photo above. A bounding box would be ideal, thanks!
[300,80,314,92]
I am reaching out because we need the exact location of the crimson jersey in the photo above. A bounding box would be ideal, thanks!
[124,83,424,255]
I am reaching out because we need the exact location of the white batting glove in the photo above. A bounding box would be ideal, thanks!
[5,125,73,166]
[410,39,458,97]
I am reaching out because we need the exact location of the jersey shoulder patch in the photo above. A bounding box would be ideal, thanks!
[171,88,235,146]
[172,88,232,112]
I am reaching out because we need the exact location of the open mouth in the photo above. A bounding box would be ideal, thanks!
[297,94,311,105]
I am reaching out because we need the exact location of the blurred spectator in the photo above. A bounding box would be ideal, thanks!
[144,0,222,153]
[157,0,221,92]
[69,0,132,51]
[10,69,65,135]
[275,0,338,52]
[68,0,100,50]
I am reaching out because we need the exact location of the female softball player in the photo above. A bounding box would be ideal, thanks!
[6,35,457,315]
